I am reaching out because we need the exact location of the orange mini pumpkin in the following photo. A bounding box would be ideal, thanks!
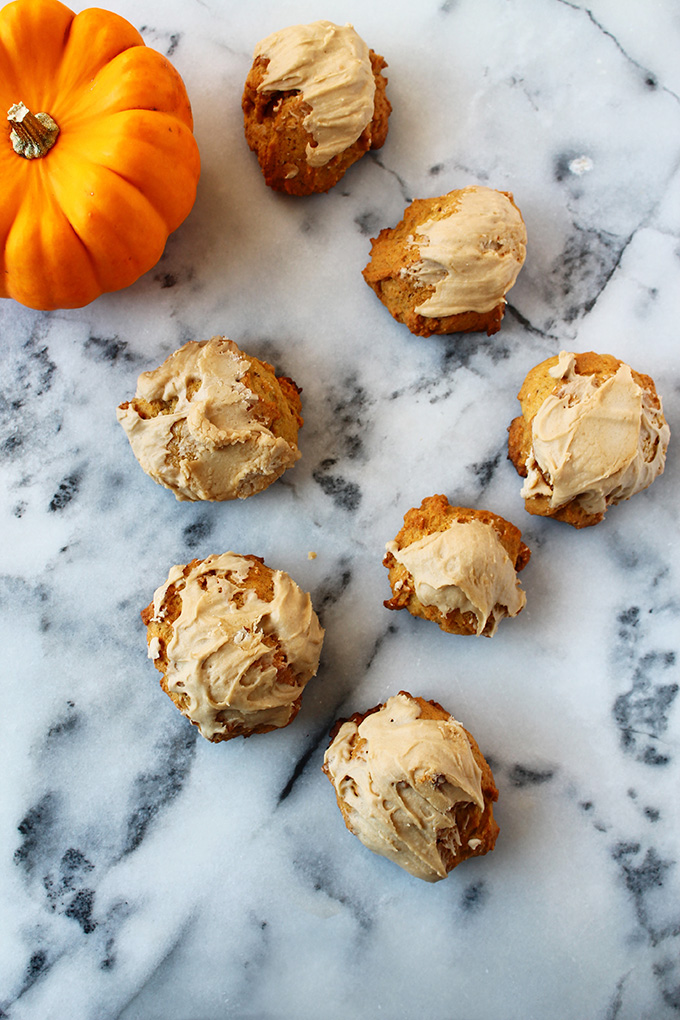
[0,0,200,310]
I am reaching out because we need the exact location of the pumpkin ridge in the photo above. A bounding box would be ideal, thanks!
[68,156,168,232]
[0,0,199,309]
[67,215,105,293]
[43,149,169,291]
[54,46,195,132]
[53,112,199,231]
[0,36,22,105]
[0,0,76,110]
[55,5,144,102]
[34,161,106,294]
[4,166,101,307]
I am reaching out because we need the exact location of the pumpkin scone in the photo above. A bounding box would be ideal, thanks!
[142,553,324,742]
[117,337,303,501]
[363,186,527,337]
[323,691,499,882]
[383,495,530,636]
[508,351,670,528]
[242,20,391,196]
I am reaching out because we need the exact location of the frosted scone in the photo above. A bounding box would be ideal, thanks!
[508,351,670,528]
[363,186,527,337]
[323,692,499,882]
[117,337,303,501]
[242,20,391,196]
[383,495,530,636]
[141,553,324,742]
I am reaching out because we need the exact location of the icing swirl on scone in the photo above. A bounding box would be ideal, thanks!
[385,519,526,635]
[323,693,484,882]
[117,337,300,502]
[254,21,375,167]
[405,186,527,316]
[148,553,324,741]
[521,351,670,515]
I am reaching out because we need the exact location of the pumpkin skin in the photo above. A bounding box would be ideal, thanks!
[0,0,201,310]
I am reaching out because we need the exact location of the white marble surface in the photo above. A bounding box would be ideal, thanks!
[1,1,680,1018]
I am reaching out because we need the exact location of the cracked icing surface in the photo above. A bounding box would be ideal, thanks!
[143,553,324,741]
[117,337,302,502]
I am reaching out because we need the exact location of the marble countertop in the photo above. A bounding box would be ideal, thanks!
[2,1,679,1018]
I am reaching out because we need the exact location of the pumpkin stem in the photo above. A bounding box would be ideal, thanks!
[7,102,59,159]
